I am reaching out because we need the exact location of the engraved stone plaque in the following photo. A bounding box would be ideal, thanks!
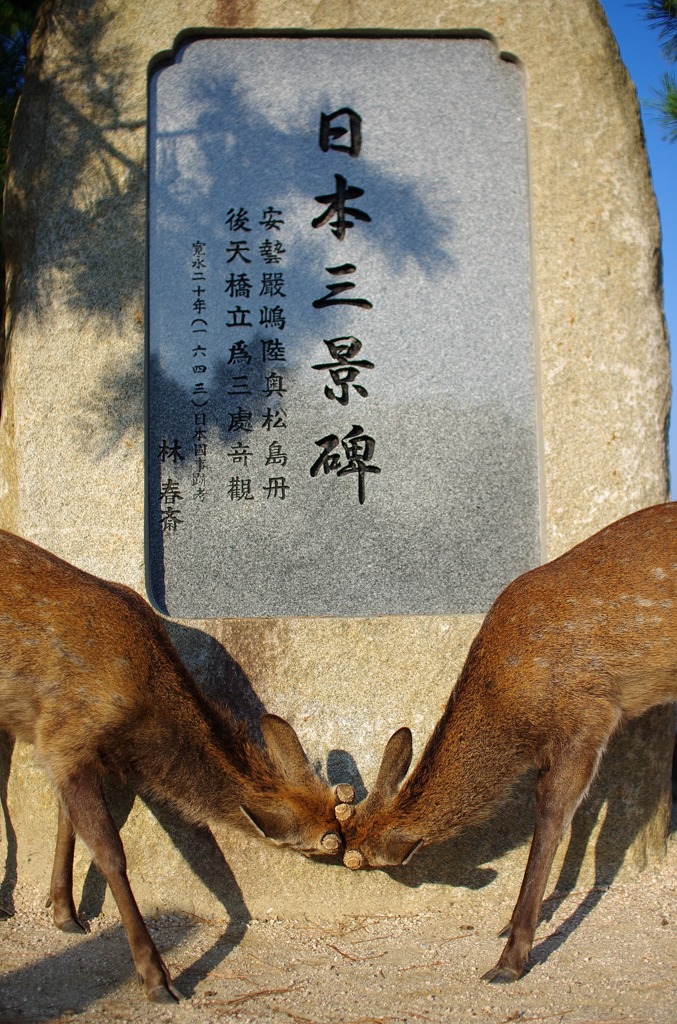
[147,36,542,618]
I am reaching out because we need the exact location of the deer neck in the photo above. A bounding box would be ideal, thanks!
[123,679,283,827]
[393,671,526,843]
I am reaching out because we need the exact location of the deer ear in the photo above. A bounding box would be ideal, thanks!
[240,804,296,845]
[369,727,413,804]
[400,837,425,865]
[260,713,314,786]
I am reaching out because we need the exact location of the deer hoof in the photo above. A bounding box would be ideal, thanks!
[145,981,182,1003]
[55,916,89,935]
[481,964,521,984]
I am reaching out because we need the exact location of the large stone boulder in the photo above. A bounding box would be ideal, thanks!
[0,0,671,922]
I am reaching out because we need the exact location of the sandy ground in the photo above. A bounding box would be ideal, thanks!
[0,821,676,1024]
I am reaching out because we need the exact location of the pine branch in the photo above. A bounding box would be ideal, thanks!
[639,0,677,62]
[646,71,677,140]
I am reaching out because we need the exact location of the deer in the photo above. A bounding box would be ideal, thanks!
[337,501,677,983]
[0,529,354,1002]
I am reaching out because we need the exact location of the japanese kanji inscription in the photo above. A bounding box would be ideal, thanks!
[147,36,542,617]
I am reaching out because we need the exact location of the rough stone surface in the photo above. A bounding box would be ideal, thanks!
[0,0,672,924]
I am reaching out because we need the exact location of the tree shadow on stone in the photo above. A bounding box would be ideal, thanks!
[3,2,146,354]
[2,10,457,414]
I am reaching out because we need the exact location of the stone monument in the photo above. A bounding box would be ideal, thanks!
[0,0,672,924]
[147,34,542,618]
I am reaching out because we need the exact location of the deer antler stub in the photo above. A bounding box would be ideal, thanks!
[334,783,355,804]
[334,802,354,822]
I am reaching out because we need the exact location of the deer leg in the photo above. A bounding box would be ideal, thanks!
[482,741,606,983]
[59,768,180,1003]
[0,729,16,919]
[47,803,88,933]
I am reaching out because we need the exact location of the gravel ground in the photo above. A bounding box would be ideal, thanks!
[1,822,676,1024]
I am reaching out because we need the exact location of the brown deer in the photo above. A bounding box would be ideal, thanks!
[0,530,351,1002]
[338,501,677,982]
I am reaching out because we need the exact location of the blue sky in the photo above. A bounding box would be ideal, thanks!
[600,1,675,495]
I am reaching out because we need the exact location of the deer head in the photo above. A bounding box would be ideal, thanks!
[338,727,425,869]
[240,714,352,857]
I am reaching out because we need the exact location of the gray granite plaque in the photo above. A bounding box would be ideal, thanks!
[147,35,543,618]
